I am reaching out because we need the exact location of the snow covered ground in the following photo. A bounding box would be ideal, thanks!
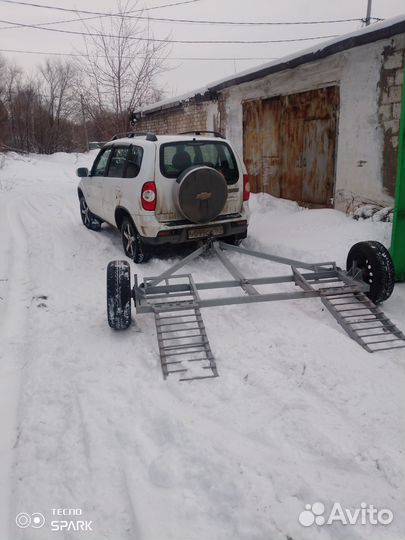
[0,151,404,540]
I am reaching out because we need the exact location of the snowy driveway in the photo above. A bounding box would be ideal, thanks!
[0,152,404,540]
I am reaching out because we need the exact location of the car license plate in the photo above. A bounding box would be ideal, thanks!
[188,225,224,240]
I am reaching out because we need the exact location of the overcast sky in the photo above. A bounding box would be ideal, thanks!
[0,0,403,99]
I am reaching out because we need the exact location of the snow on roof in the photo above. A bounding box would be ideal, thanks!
[136,14,404,116]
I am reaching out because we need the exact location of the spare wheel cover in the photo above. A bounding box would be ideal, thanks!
[174,165,227,224]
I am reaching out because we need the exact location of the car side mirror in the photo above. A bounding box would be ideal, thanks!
[76,167,89,178]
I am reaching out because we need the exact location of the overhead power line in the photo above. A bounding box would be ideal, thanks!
[0,0,384,27]
[86,16,383,26]
[132,0,201,9]
[0,0,201,13]
[0,18,340,43]
[0,47,280,61]
[0,16,376,35]
[0,0,202,30]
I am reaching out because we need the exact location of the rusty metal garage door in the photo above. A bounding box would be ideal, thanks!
[243,86,339,207]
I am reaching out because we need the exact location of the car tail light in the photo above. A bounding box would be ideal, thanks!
[141,181,156,211]
[243,174,250,201]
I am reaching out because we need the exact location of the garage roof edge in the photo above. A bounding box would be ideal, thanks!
[208,19,405,93]
[135,16,405,117]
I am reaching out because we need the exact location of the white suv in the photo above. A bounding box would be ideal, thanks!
[76,131,250,263]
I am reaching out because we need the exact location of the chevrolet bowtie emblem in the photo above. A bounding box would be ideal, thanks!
[196,192,212,201]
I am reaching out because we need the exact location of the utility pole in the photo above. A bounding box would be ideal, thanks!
[365,0,372,26]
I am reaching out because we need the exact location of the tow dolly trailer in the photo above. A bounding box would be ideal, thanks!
[106,240,405,381]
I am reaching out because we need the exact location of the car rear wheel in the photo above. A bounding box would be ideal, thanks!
[121,217,150,264]
[79,196,101,231]
[346,241,395,304]
[223,234,244,246]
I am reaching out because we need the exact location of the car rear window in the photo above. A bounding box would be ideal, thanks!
[160,141,239,185]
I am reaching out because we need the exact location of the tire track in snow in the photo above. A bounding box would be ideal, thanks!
[69,389,143,540]
[0,195,33,539]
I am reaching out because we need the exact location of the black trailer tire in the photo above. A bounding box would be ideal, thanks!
[79,196,101,231]
[346,241,395,304]
[106,260,132,330]
[121,217,150,264]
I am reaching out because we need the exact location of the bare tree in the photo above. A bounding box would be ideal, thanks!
[1,62,31,151]
[37,59,77,152]
[0,55,9,146]
[77,0,169,137]
[0,57,80,154]
[0,54,7,98]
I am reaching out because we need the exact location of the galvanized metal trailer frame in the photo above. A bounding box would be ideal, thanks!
[126,240,405,381]
[134,240,368,312]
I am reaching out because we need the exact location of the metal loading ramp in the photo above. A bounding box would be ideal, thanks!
[129,240,405,380]
[321,292,405,353]
[146,275,218,381]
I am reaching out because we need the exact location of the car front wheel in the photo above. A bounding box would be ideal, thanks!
[121,217,150,264]
[79,196,101,231]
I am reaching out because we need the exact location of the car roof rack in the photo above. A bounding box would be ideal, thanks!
[146,132,158,142]
[110,132,158,141]
[111,132,144,140]
[178,130,225,139]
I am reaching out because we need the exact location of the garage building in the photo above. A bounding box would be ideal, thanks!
[132,16,405,211]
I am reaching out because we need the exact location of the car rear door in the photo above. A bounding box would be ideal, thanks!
[102,141,155,226]
[120,144,146,219]
[101,145,129,224]
[102,144,147,226]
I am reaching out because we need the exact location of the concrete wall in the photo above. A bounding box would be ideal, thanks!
[378,36,404,197]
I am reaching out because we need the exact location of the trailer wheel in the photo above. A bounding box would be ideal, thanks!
[106,260,132,329]
[346,241,395,304]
